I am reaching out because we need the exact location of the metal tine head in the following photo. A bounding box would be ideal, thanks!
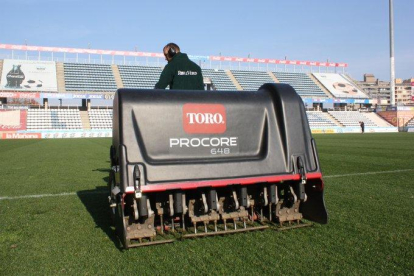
[269,203,272,222]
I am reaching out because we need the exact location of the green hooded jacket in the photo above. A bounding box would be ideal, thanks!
[154,53,204,90]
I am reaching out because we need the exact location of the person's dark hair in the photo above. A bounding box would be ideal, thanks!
[165,43,180,52]
[164,43,180,59]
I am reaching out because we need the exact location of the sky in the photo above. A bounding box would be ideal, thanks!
[1,0,413,81]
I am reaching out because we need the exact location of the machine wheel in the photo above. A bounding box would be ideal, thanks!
[108,170,116,225]
[114,197,130,249]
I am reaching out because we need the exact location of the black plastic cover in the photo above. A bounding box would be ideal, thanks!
[112,84,320,190]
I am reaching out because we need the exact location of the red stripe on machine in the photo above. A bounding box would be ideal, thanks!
[125,172,323,193]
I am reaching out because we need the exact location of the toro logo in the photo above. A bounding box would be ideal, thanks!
[183,103,226,134]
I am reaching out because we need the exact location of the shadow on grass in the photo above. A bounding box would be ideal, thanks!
[93,168,111,183]
[77,186,123,251]
[93,168,111,173]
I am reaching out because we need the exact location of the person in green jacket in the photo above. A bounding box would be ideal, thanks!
[154,43,204,90]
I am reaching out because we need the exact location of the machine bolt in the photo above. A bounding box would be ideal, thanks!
[148,225,152,229]
[127,227,131,231]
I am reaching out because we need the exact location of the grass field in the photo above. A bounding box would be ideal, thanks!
[0,133,413,275]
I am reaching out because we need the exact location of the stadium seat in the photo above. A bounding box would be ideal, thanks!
[26,109,83,130]
[202,69,237,90]
[306,111,338,127]
[273,72,327,98]
[405,117,414,127]
[64,63,117,92]
[118,65,163,89]
[230,70,275,91]
[88,109,113,129]
[328,111,377,127]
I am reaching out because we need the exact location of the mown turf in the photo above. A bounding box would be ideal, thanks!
[0,134,413,275]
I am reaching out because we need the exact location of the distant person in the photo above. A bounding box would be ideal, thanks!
[154,43,204,90]
[360,121,365,134]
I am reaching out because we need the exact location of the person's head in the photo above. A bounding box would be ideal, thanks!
[163,43,180,61]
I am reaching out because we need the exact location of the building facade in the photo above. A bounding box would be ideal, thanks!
[355,74,414,105]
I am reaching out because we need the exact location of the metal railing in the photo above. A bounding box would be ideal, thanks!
[0,53,346,74]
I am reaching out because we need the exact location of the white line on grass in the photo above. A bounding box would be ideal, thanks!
[0,168,413,201]
[0,190,107,201]
[323,168,414,179]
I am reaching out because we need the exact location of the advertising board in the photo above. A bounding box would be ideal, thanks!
[1,59,57,91]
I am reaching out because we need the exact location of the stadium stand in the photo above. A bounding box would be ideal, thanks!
[328,111,378,127]
[26,109,82,130]
[341,74,369,98]
[88,109,113,129]
[306,111,339,127]
[361,112,394,127]
[273,72,327,98]
[118,66,239,90]
[230,70,275,90]
[405,117,414,127]
[118,65,162,89]
[63,63,117,92]
[202,69,238,90]
[111,64,124,88]
[0,53,399,135]
[56,62,66,92]
[2,108,391,133]
[308,73,333,96]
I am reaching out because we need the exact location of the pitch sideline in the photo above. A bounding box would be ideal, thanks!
[0,168,413,201]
